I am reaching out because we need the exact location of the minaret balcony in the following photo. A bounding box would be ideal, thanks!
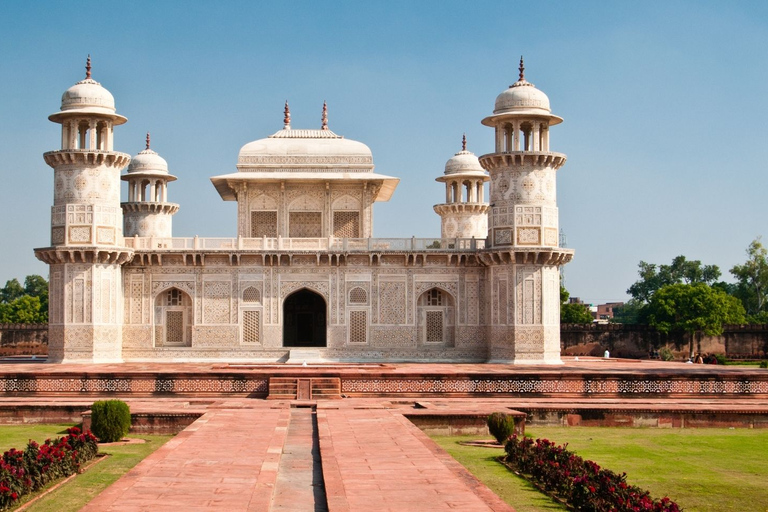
[433,203,489,215]
[121,202,180,214]
[479,151,566,171]
[44,149,131,168]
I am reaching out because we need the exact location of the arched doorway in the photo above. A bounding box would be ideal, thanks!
[283,289,327,347]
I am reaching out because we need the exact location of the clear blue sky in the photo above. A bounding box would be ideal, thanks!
[1,1,766,304]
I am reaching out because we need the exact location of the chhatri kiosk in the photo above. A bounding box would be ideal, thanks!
[35,57,572,364]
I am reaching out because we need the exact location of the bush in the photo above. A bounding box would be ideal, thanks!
[0,427,98,510]
[714,354,727,365]
[487,412,515,445]
[759,360,768,369]
[91,400,131,443]
[658,347,675,361]
[504,435,680,511]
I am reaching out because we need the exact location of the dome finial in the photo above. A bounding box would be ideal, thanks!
[145,132,151,150]
[86,54,92,79]
[462,133,467,152]
[283,100,291,129]
[321,101,328,130]
[518,55,525,81]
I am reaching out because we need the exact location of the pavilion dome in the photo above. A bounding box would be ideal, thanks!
[127,148,168,174]
[444,138,486,177]
[48,57,126,124]
[493,80,551,115]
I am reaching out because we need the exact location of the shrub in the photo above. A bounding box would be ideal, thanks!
[714,354,727,365]
[759,360,767,369]
[0,427,97,510]
[91,400,131,443]
[504,435,680,511]
[658,347,675,361]
[487,412,515,445]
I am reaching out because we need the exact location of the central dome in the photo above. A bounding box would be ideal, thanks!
[237,128,374,171]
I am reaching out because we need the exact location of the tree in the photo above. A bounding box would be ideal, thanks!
[730,237,768,319]
[627,256,721,304]
[0,275,49,324]
[560,286,593,324]
[0,279,25,304]
[645,283,745,357]
[610,299,644,324]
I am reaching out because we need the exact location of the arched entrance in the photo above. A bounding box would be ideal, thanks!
[283,289,327,347]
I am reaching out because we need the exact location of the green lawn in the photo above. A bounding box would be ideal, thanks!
[431,428,768,512]
[0,424,172,512]
[0,423,75,452]
[430,436,565,512]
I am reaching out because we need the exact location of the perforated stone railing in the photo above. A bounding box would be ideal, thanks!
[124,236,488,252]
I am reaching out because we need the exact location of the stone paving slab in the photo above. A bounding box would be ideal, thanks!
[81,405,290,512]
[317,406,513,512]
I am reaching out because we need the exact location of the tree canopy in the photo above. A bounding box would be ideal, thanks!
[645,283,745,356]
[627,256,721,303]
[560,285,593,324]
[730,237,768,321]
[0,275,48,324]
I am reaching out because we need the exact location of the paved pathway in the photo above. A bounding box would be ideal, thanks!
[82,404,290,511]
[81,400,512,512]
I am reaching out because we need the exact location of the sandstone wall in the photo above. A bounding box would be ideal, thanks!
[0,324,48,356]
[561,324,768,359]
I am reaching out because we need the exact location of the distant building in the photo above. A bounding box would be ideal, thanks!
[594,302,624,322]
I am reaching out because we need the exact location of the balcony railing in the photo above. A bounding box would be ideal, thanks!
[124,236,487,252]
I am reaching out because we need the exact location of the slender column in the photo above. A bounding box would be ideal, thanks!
[89,120,97,150]
[532,123,540,151]
[513,121,520,151]
[149,181,156,202]
[445,183,451,203]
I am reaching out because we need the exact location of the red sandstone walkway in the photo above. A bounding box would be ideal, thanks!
[82,403,291,511]
[81,400,512,512]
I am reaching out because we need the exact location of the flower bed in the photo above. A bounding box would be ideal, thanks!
[0,427,98,510]
[504,435,680,512]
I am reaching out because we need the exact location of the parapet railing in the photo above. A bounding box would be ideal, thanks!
[124,236,487,252]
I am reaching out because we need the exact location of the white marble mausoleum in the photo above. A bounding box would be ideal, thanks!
[35,57,573,364]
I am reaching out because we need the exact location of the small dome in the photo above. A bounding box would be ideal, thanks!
[48,58,127,124]
[128,148,168,174]
[493,81,551,115]
[444,150,485,176]
[444,135,486,176]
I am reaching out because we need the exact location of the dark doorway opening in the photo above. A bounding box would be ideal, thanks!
[283,289,327,347]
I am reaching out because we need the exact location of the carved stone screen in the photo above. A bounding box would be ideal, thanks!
[289,212,322,238]
[349,287,367,304]
[333,211,360,238]
[349,310,367,343]
[166,310,184,345]
[426,310,443,342]
[243,310,260,344]
[251,211,277,238]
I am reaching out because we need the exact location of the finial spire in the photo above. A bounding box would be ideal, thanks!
[462,133,467,151]
[86,55,92,79]
[283,101,291,129]
[518,55,525,81]
[145,132,151,150]
[321,101,328,130]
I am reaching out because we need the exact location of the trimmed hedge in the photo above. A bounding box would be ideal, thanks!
[487,412,515,444]
[91,400,131,443]
[0,427,98,510]
[504,435,680,512]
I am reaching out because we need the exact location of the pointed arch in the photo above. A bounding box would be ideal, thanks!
[154,287,193,346]
[416,287,456,346]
